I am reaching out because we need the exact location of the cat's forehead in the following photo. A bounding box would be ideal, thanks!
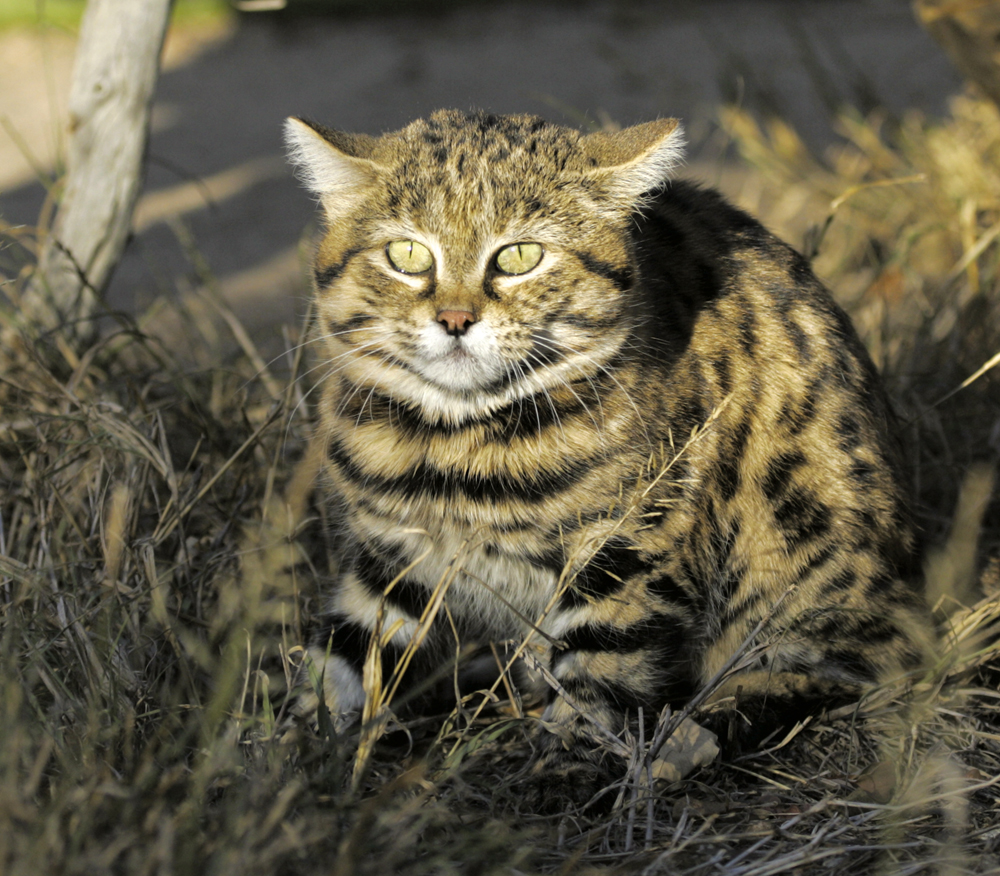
[365,112,592,233]
[286,110,685,232]
[382,110,585,175]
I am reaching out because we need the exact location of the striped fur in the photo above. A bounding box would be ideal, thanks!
[285,110,931,766]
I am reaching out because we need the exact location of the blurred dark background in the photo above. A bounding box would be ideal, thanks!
[0,0,963,346]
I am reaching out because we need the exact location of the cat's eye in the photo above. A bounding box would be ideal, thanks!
[495,243,543,275]
[386,239,434,274]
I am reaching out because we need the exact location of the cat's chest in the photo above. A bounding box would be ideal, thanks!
[353,517,560,638]
[323,384,649,536]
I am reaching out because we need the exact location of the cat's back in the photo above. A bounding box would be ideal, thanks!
[632,179,894,443]
[633,179,863,368]
[631,177,919,598]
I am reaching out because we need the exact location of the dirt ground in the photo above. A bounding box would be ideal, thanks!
[0,0,962,347]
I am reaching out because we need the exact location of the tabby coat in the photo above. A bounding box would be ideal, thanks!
[285,110,930,765]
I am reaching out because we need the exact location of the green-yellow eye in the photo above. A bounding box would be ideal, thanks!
[495,242,543,275]
[386,239,434,274]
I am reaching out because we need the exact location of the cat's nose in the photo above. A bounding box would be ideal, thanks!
[437,309,476,336]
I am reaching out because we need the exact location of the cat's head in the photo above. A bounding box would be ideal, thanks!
[285,110,683,423]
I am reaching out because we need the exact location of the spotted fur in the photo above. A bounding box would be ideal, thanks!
[284,110,931,767]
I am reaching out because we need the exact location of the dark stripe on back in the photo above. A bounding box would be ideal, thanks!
[724,588,764,625]
[773,489,831,547]
[848,458,879,487]
[783,316,811,362]
[711,354,733,394]
[819,568,857,597]
[788,251,815,287]
[836,412,863,453]
[715,415,751,502]
[781,386,819,436]
[761,450,807,502]
[736,300,757,357]
[791,545,836,584]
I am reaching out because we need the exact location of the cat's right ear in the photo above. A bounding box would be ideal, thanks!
[581,118,685,209]
[284,117,379,219]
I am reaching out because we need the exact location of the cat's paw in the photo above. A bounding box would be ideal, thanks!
[649,716,720,782]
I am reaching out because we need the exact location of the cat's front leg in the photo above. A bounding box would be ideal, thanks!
[527,609,695,807]
[296,559,430,732]
[296,622,368,733]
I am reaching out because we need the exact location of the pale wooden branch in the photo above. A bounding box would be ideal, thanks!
[20,0,173,344]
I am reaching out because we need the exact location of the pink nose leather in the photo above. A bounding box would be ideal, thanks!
[437,309,476,336]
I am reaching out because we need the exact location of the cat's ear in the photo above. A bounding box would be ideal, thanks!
[284,117,381,219]
[581,119,685,207]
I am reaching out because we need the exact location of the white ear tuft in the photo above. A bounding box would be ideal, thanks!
[582,119,686,207]
[283,117,374,217]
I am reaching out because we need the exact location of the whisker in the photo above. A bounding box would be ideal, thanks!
[527,337,609,437]
[282,337,392,440]
[520,351,568,447]
[542,335,654,449]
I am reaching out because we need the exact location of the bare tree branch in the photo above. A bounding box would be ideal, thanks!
[21,0,174,345]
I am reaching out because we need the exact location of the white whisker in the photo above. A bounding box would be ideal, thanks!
[541,334,654,450]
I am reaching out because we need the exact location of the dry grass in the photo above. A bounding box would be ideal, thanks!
[2,93,1000,874]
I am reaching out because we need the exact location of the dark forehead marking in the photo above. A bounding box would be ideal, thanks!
[408,111,563,154]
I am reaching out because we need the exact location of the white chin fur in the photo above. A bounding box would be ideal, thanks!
[414,321,506,391]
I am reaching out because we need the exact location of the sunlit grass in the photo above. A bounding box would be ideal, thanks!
[0,0,232,32]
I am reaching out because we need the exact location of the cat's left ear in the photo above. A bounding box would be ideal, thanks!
[581,118,685,208]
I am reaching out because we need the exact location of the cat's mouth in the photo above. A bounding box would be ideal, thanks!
[412,341,512,394]
[442,339,474,360]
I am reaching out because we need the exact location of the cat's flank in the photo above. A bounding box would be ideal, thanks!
[284,110,930,779]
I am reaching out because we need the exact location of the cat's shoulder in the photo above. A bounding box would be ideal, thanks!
[643,178,796,259]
